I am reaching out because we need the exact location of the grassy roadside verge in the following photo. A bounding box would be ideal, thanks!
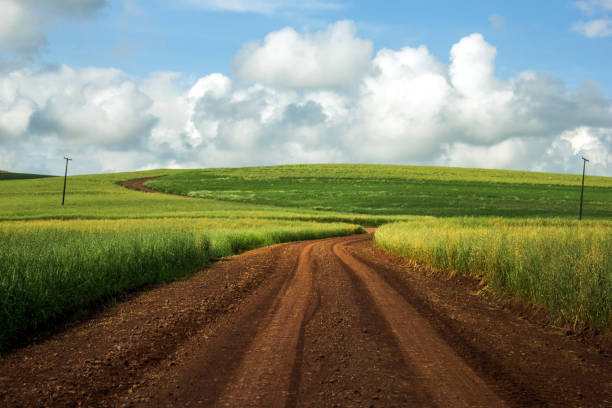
[0,219,363,352]
[374,218,612,332]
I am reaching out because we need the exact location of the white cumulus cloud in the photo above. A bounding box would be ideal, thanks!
[1,65,156,146]
[437,138,532,170]
[232,21,373,89]
[561,127,612,166]
[0,0,46,53]
[0,0,106,54]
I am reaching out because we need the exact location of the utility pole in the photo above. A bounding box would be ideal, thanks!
[579,156,589,220]
[62,156,72,206]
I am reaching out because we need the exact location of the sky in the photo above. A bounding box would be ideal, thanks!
[0,0,611,176]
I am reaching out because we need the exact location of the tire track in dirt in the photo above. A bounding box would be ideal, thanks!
[294,236,437,407]
[332,238,506,407]
[129,241,311,407]
[215,243,316,407]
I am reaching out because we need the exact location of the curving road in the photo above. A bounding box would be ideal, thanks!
[1,227,611,406]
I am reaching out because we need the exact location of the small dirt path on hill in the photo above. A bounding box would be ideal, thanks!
[118,177,165,194]
[1,181,611,407]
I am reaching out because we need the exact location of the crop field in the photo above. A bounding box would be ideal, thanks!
[148,164,612,218]
[1,164,611,351]
[0,170,400,225]
[375,218,612,331]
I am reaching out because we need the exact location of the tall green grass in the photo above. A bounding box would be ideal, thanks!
[0,228,206,351]
[0,219,362,351]
[375,218,612,332]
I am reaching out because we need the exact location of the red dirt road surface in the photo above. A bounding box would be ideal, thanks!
[1,233,611,407]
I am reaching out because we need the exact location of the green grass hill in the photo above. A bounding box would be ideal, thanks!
[147,164,612,219]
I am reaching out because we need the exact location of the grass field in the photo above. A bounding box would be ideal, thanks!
[0,170,399,225]
[1,164,611,350]
[375,218,612,331]
[147,164,612,218]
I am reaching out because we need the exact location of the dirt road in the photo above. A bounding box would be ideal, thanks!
[1,232,611,407]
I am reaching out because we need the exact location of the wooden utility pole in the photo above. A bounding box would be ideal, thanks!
[579,156,589,220]
[62,156,72,206]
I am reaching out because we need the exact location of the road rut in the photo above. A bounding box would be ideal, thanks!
[333,238,504,407]
[217,243,316,407]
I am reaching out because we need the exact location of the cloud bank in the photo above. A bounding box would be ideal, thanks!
[0,21,611,176]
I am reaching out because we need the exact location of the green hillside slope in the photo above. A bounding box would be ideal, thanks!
[147,164,612,219]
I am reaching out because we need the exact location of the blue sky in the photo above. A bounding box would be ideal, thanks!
[0,0,611,176]
[44,1,612,94]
